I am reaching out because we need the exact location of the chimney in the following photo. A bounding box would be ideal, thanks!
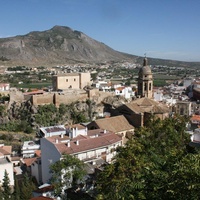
[76,140,79,145]
[104,129,107,133]
[61,134,64,138]
[55,138,58,144]
[67,142,70,147]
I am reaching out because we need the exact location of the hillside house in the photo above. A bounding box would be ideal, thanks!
[0,144,14,186]
[40,128,123,184]
[175,101,192,117]
[190,128,200,147]
[21,141,40,158]
[115,86,135,99]
[0,83,10,91]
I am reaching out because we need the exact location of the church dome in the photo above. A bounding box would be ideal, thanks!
[139,57,152,75]
[139,65,152,75]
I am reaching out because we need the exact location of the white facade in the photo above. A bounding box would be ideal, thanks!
[154,91,163,102]
[115,86,134,99]
[40,129,122,184]
[0,83,10,91]
[191,128,200,143]
[21,141,40,158]
[39,125,66,138]
[0,157,14,186]
[41,139,62,183]
[93,81,108,89]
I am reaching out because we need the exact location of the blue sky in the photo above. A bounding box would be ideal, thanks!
[1,0,200,61]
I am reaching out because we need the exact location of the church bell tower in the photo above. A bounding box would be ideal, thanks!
[137,57,153,98]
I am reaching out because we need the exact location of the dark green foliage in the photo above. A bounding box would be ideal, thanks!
[2,170,12,199]
[35,103,59,126]
[20,173,36,200]
[97,115,200,200]
[50,154,86,196]
[13,178,21,200]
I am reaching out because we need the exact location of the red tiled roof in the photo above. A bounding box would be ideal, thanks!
[52,131,122,155]
[191,115,200,121]
[91,115,134,133]
[116,86,125,91]
[35,150,41,157]
[23,157,38,166]
[0,145,12,155]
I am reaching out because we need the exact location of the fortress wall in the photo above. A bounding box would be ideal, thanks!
[31,93,54,105]
[29,89,114,107]
[54,92,88,107]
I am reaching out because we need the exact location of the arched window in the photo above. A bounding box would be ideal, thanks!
[145,83,147,91]
[149,83,151,90]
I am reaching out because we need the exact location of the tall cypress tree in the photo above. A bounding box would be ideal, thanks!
[13,178,21,200]
[2,170,12,199]
[20,173,35,200]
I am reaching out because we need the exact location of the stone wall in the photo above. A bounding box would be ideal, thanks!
[54,92,88,107]
[31,93,54,106]
[8,88,114,108]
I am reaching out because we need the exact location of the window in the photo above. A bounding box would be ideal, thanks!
[74,78,76,81]
[66,79,68,82]
[145,83,147,91]
[149,83,151,90]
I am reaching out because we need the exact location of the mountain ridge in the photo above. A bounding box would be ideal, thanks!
[0,25,199,68]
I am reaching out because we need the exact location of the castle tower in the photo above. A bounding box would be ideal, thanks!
[137,57,153,98]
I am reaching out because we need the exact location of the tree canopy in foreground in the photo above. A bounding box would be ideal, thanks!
[97,115,200,200]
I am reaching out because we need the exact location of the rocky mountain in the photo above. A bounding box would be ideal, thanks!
[0,25,137,66]
[0,25,199,68]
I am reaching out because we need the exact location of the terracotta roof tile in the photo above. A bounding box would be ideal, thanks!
[91,115,134,133]
[133,97,158,106]
[0,145,12,155]
[53,131,122,155]
[191,115,200,121]
[23,157,38,166]
[35,150,41,157]
[116,87,125,91]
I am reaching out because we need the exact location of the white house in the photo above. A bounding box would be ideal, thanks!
[40,128,123,184]
[115,86,134,99]
[21,141,40,158]
[0,83,10,91]
[0,144,14,186]
[154,90,163,102]
[191,128,200,143]
[38,125,66,138]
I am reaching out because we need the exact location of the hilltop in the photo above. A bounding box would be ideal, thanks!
[0,25,199,68]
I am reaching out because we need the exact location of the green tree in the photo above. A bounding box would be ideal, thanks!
[12,178,21,200]
[2,170,12,199]
[20,173,35,200]
[50,154,86,196]
[97,115,200,200]
[0,186,4,200]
